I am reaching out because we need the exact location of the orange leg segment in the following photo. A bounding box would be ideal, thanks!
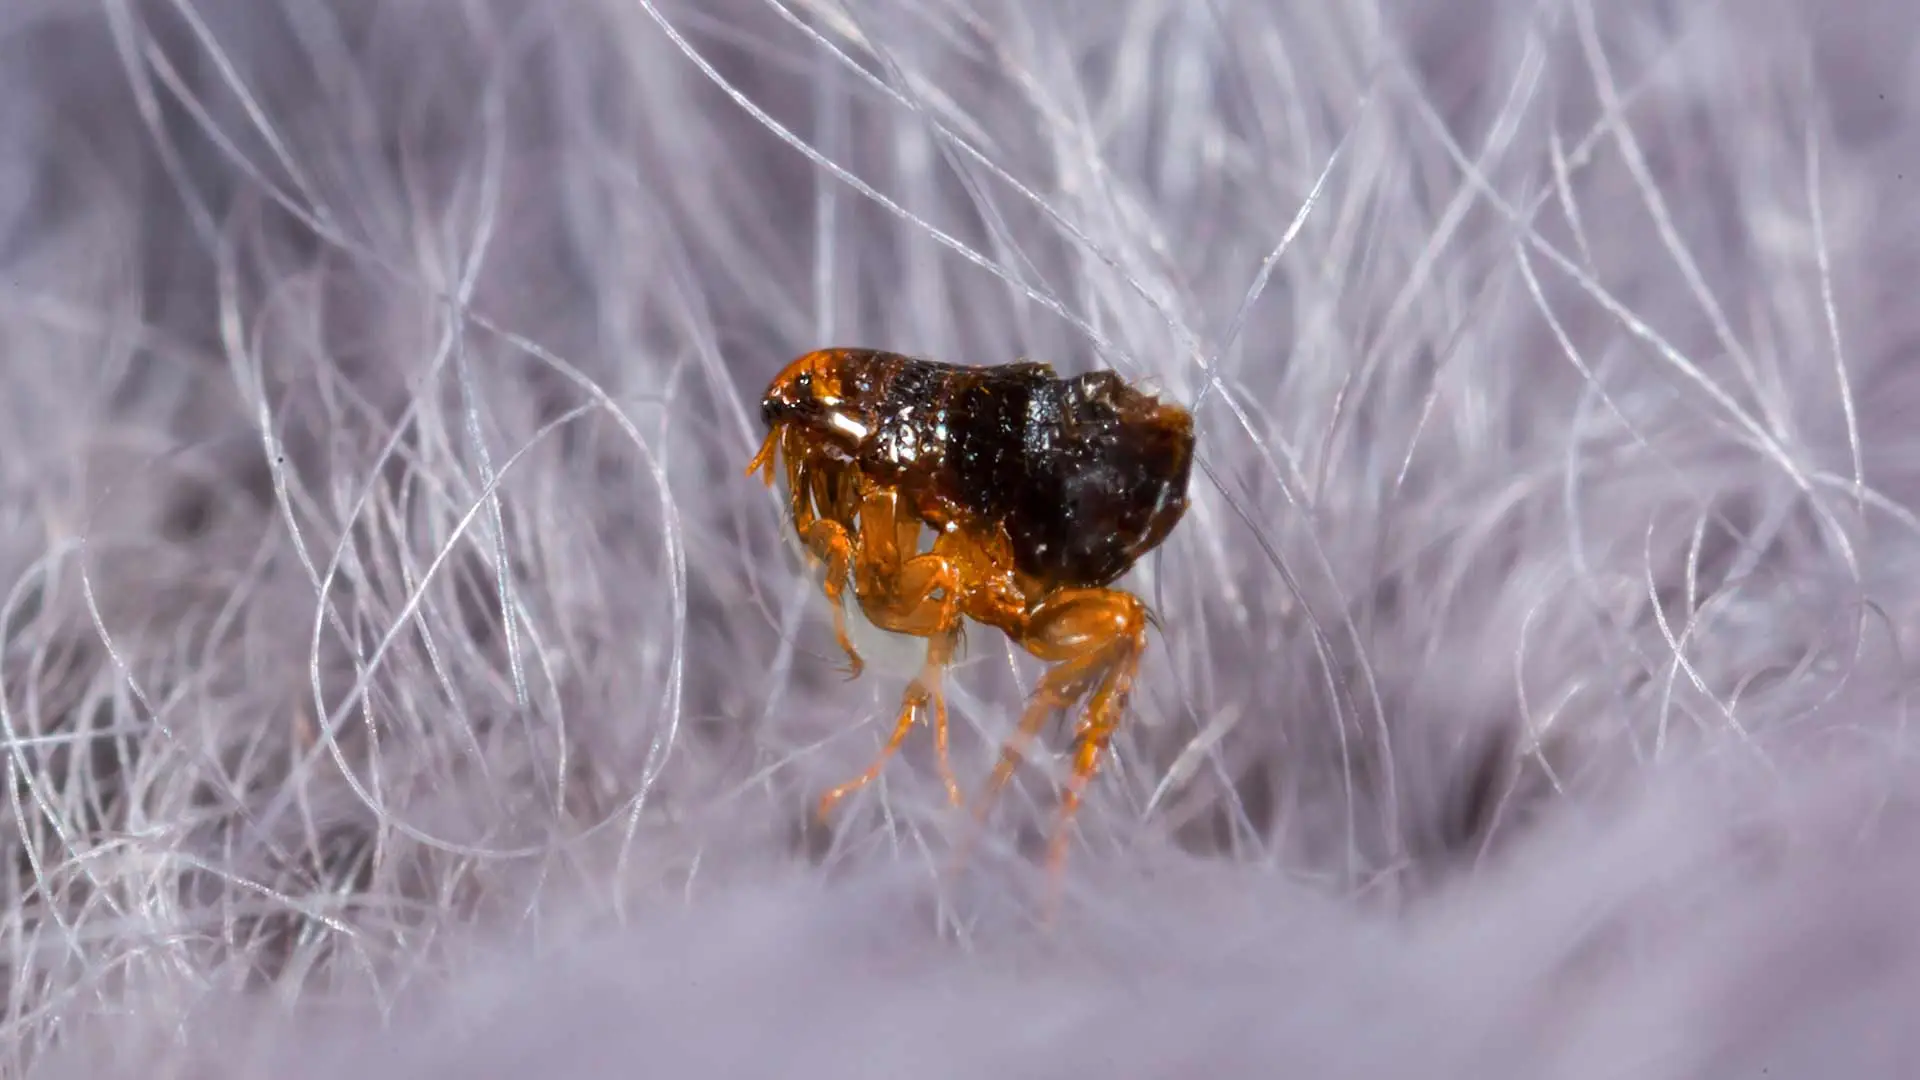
[746,427,781,485]
[967,586,1149,911]
[797,518,864,679]
[814,487,969,820]
[815,627,963,820]
[751,431,866,677]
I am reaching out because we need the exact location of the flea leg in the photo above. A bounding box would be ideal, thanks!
[797,518,862,679]
[968,638,1105,833]
[966,586,1149,913]
[1047,629,1145,880]
[746,427,781,484]
[758,437,864,678]
[815,489,968,818]
[814,627,962,820]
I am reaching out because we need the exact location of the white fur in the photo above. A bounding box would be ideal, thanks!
[5,0,1920,1076]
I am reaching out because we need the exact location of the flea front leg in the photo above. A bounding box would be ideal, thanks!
[797,518,863,679]
[749,436,866,678]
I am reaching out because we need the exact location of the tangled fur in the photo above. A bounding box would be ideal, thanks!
[4,0,1919,1076]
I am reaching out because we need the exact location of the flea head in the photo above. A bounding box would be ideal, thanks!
[760,349,877,451]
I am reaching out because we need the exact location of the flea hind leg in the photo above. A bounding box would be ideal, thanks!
[969,587,1150,906]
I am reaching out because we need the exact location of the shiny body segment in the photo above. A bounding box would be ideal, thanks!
[748,347,1195,903]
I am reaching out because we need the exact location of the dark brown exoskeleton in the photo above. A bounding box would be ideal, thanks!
[748,348,1194,892]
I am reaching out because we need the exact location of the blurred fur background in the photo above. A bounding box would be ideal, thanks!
[4,0,1920,1076]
